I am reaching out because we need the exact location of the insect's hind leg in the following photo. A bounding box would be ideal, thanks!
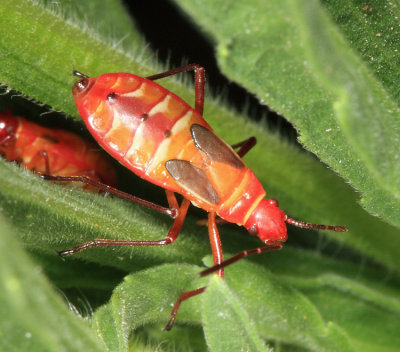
[231,137,257,158]
[165,212,223,330]
[146,64,206,115]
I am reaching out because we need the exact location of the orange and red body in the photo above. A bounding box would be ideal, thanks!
[64,66,347,330]
[72,73,287,244]
[0,111,117,188]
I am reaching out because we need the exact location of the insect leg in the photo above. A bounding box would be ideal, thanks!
[41,175,178,218]
[70,169,111,191]
[79,169,101,180]
[208,212,224,278]
[0,133,13,146]
[164,286,206,331]
[165,189,179,210]
[26,150,51,174]
[165,212,224,330]
[57,197,191,256]
[199,243,283,277]
[231,137,257,158]
[41,150,50,174]
[146,64,205,114]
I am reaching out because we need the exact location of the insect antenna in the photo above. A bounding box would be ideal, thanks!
[72,70,89,79]
[286,217,348,232]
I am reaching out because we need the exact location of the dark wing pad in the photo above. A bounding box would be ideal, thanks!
[165,159,219,204]
[190,124,244,169]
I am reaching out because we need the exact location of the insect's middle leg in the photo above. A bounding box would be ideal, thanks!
[27,149,51,174]
[164,286,206,331]
[207,212,224,278]
[66,169,111,191]
[57,194,190,257]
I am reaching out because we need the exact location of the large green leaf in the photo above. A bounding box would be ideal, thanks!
[202,277,273,352]
[93,264,204,351]
[1,0,399,271]
[172,0,400,228]
[0,0,400,351]
[88,252,400,351]
[0,215,105,351]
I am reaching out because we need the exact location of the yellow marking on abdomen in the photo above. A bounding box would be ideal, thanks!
[123,94,173,169]
[110,76,141,92]
[145,110,194,176]
[122,81,166,106]
[124,121,156,169]
[148,94,171,116]
[103,109,134,155]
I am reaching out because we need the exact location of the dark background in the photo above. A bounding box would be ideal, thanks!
[124,0,297,140]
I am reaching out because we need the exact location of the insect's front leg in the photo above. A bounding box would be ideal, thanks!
[0,133,13,146]
[199,243,283,277]
[42,175,178,218]
[164,286,206,331]
[26,149,51,174]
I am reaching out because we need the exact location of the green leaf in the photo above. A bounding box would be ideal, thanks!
[39,0,142,47]
[1,1,400,351]
[88,250,400,352]
[171,0,400,232]
[292,0,400,226]
[0,215,105,351]
[203,252,400,352]
[0,0,151,116]
[202,276,272,352]
[1,0,400,272]
[93,264,203,351]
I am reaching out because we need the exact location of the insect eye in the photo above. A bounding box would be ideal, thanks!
[268,198,279,207]
[75,78,89,91]
[249,226,258,236]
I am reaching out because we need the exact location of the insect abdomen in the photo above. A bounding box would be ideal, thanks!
[74,73,264,219]
[79,74,210,188]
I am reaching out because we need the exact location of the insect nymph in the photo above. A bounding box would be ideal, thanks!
[50,65,347,329]
[0,110,117,189]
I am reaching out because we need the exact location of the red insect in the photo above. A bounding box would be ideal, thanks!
[50,64,347,329]
[0,110,117,188]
